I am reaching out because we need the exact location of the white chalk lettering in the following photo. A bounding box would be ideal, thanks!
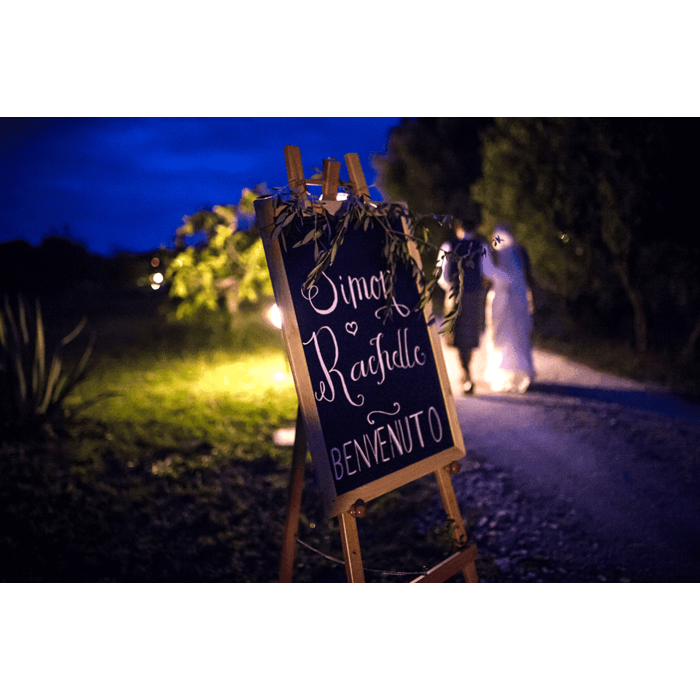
[304,271,409,318]
[331,447,343,480]
[386,422,404,457]
[428,406,444,443]
[301,272,338,315]
[395,418,413,453]
[368,329,426,386]
[342,441,356,475]
[363,431,381,463]
[377,426,390,463]
[354,439,372,470]
[304,325,427,409]
[330,408,448,483]
[409,411,425,448]
[302,326,365,407]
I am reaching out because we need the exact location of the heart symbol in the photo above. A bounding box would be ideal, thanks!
[345,321,358,336]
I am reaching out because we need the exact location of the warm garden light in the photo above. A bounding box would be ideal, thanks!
[273,426,296,446]
[151,272,164,290]
[267,304,282,329]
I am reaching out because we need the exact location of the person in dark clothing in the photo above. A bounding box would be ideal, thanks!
[438,221,489,394]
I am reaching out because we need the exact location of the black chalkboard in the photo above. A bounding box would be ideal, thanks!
[259,199,464,517]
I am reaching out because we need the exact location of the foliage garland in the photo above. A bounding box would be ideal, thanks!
[265,189,486,335]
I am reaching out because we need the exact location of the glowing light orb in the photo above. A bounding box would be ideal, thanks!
[266,304,282,329]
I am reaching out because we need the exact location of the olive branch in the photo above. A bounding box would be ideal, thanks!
[265,189,484,335]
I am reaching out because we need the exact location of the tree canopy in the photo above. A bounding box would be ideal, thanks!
[374,117,493,233]
[166,189,272,327]
[472,117,699,355]
[376,117,699,359]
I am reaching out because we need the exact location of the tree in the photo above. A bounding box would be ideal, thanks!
[166,189,273,327]
[472,119,593,298]
[374,117,494,233]
[472,118,700,355]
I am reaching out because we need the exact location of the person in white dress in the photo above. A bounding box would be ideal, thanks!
[481,224,535,393]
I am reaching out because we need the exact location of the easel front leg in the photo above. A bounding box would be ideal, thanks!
[338,506,365,583]
[279,407,307,583]
[435,462,479,583]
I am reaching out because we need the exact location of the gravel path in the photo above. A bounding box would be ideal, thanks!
[439,341,700,582]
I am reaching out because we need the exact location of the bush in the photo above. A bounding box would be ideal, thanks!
[0,295,94,437]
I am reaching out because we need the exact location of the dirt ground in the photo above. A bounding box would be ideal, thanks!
[440,340,700,582]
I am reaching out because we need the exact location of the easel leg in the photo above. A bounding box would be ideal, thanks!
[435,462,479,583]
[279,407,307,583]
[338,512,365,583]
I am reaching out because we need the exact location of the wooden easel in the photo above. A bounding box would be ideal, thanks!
[276,145,478,583]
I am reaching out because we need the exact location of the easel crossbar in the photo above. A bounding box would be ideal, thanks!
[410,545,478,583]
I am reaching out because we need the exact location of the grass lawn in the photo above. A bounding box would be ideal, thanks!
[65,345,299,466]
[1,291,460,582]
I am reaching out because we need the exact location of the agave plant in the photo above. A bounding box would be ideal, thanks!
[0,295,94,434]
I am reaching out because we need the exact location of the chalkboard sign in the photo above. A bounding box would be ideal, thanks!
[257,197,465,518]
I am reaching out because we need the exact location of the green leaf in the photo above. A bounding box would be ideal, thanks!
[293,229,317,248]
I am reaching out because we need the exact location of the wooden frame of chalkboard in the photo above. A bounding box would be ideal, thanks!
[256,182,465,521]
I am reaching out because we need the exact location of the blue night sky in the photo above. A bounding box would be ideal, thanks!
[0,117,402,256]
